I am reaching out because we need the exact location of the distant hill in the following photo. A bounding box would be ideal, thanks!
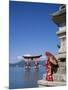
[9,60,45,67]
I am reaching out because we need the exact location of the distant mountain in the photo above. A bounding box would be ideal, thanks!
[9,60,45,67]
[9,60,25,67]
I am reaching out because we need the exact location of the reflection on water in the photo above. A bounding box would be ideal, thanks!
[9,66,45,89]
[33,69,39,81]
[24,69,39,81]
[24,69,31,81]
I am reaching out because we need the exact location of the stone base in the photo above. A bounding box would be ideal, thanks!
[43,73,66,82]
[37,80,66,87]
[53,73,66,81]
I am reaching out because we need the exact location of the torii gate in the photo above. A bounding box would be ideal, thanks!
[23,55,42,69]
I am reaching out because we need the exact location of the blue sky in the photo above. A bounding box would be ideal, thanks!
[9,1,60,63]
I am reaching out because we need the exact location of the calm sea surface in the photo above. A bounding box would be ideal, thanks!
[9,65,46,89]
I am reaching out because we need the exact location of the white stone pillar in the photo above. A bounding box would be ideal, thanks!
[56,26,66,54]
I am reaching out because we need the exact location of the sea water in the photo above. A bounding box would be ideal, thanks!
[9,65,45,89]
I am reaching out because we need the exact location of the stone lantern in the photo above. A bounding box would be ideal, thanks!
[51,4,66,83]
[52,4,66,61]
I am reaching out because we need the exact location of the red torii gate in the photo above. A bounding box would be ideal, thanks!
[23,55,42,69]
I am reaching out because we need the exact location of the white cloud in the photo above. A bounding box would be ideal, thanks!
[17,56,23,60]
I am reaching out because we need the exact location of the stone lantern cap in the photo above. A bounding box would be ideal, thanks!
[51,4,66,26]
